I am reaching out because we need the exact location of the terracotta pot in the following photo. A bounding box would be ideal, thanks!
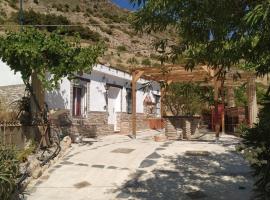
[154,134,167,142]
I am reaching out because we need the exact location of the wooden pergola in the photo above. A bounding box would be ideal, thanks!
[130,65,257,138]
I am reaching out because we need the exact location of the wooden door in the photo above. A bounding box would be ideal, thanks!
[73,87,82,116]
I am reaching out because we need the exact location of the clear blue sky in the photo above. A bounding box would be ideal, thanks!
[111,0,140,11]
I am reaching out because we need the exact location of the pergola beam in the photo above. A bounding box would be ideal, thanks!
[130,65,255,138]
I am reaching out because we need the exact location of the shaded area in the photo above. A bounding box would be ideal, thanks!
[115,152,253,200]
[111,148,135,154]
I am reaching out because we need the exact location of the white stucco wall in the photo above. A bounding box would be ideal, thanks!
[0,61,161,115]
[45,78,71,110]
[89,78,107,112]
[0,60,24,86]
[83,65,160,114]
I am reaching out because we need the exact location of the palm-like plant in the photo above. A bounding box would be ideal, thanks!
[0,147,20,200]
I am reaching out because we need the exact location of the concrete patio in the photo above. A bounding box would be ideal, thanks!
[25,130,254,200]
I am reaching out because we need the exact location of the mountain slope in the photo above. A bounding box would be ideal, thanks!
[0,0,178,71]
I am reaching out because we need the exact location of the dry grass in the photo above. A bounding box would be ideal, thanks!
[0,97,16,121]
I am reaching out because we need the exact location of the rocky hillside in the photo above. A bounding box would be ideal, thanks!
[0,0,178,71]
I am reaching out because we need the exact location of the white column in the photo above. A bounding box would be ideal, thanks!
[227,86,235,108]
[247,77,258,126]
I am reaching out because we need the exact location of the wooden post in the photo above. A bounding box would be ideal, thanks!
[131,70,144,138]
[221,85,225,134]
[214,79,220,138]
[160,87,165,118]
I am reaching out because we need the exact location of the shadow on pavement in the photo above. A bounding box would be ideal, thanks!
[114,152,254,200]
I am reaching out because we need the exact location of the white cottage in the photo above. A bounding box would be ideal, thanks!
[0,61,161,136]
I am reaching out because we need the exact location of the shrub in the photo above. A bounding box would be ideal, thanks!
[102,12,124,23]
[52,3,64,12]
[75,5,81,12]
[89,17,98,24]
[127,57,139,65]
[16,9,69,32]
[0,147,20,200]
[150,53,160,60]
[103,37,110,42]
[100,26,113,35]
[86,8,92,14]
[64,4,69,12]
[117,45,127,52]
[13,10,101,41]
[17,140,36,162]
[141,58,151,66]
[238,94,270,199]
[131,39,139,44]
[7,0,17,9]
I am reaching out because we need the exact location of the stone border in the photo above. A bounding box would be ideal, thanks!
[19,136,72,191]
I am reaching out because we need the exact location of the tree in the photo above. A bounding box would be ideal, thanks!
[238,94,270,199]
[237,2,270,198]
[131,0,250,140]
[130,0,270,198]
[0,28,105,90]
[131,0,247,73]
[163,83,213,116]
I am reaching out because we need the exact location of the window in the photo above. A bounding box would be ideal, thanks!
[126,89,132,114]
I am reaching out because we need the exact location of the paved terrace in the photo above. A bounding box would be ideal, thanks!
[25,130,254,200]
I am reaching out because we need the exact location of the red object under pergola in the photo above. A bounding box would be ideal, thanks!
[130,65,257,138]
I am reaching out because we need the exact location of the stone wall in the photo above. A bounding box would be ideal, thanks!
[0,84,25,109]
[164,116,201,140]
[52,111,114,139]
[51,110,152,138]
[116,112,149,134]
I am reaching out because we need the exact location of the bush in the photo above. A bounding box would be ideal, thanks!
[62,26,101,41]
[141,58,151,66]
[89,17,98,24]
[238,94,270,199]
[75,5,81,12]
[117,45,127,52]
[102,12,125,23]
[15,9,69,32]
[52,3,64,12]
[64,4,69,12]
[103,37,110,42]
[127,57,139,65]
[131,39,139,44]
[150,53,160,60]
[17,140,36,162]
[86,8,92,14]
[100,26,113,35]
[0,147,20,200]
[13,10,101,41]
[7,0,17,9]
